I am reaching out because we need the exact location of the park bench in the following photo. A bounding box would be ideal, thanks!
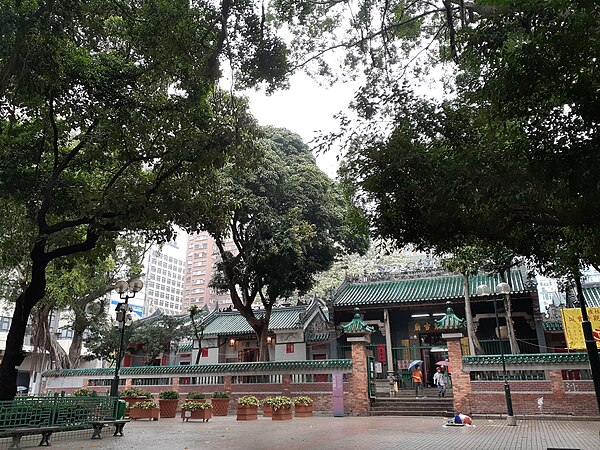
[7,425,62,449]
[88,418,130,439]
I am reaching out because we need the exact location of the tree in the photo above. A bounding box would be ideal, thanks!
[0,0,292,400]
[207,127,369,361]
[189,305,208,365]
[84,314,190,367]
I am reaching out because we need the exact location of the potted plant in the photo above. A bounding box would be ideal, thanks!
[293,396,314,417]
[268,396,293,421]
[262,397,274,417]
[158,390,180,418]
[211,391,230,416]
[72,388,97,397]
[185,392,206,403]
[119,387,152,416]
[129,400,159,420]
[237,396,260,421]
[181,401,213,422]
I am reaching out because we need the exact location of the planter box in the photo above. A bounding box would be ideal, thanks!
[211,398,230,416]
[237,405,258,421]
[159,399,179,418]
[263,405,272,417]
[294,404,313,417]
[181,408,212,422]
[129,408,159,420]
[120,396,148,416]
[272,407,292,421]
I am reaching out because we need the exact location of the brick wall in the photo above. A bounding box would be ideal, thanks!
[446,336,600,417]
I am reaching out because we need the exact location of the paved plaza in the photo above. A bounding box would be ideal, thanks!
[3,416,599,450]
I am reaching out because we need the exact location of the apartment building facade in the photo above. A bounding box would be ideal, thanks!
[181,231,234,312]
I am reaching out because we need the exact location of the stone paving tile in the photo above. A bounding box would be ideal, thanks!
[4,416,599,450]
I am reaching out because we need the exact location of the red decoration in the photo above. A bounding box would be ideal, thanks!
[377,344,386,362]
[286,344,295,353]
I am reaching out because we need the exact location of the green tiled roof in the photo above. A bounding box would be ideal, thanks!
[202,306,309,336]
[306,332,333,342]
[463,353,590,366]
[43,359,352,378]
[177,344,193,352]
[583,286,600,307]
[543,322,563,332]
[334,270,533,307]
[341,308,374,335]
[435,303,465,331]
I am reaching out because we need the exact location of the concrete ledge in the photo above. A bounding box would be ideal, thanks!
[471,413,600,422]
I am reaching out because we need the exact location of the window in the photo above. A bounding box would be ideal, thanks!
[286,344,295,354]
[0,316,11,331]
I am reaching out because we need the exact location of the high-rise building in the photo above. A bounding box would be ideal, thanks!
[181,231,234,312]
[144,237,187,316]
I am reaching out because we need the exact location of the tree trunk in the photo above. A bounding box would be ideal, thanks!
[463,274,483,355]
[68,327,84,368]
[503,294,520,354]
[0,282,45,400]
[31,306,71,371]
[254,323,270,362]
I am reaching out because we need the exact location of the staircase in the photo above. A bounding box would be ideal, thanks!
[370,387,454,417]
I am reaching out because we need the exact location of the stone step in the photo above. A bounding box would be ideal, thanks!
[370,411,454,417]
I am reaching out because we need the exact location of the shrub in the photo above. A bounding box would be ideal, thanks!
[131,401,158,409]
[181,401,213,411]
[72,388,97,397]
[293,396,313,406]
[212,391,229,398]
[237,396,260,407]
[263,396,292,411]
[159,390,180,400]
[186,392,205,400]
[120,387,152,398]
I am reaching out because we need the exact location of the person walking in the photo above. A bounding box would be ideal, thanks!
[433,366,447,398]
[412,365,424,398]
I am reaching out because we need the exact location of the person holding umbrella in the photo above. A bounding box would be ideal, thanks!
[408,360,424,398]
[433,366,447,398]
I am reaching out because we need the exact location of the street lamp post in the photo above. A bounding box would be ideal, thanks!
[109,279,143,398]
[477,282,517,426]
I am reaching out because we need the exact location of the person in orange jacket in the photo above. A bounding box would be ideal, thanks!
[412,365,424,398]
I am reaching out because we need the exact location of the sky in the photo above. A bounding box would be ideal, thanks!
[244,73,360,179]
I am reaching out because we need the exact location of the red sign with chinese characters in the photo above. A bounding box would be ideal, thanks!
[376,344,386,362]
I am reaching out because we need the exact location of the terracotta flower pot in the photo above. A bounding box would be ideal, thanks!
[236,405,258,421]
[129,408,159,420]
[181,408,212,422]
[271,406,292,421]
[294,404,313,417]
[120,396,148,416]
[262,405,272,417]
[159,399,179,418]
[211,398,230,416]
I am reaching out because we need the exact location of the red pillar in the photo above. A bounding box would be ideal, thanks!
[444,333,472,415]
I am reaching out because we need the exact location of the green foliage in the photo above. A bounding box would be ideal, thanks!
[212,391,229,399]
[119,388,152,399]
[186,392,205,400]
[72,388,97,398]
[237,396,260,407]
[292,396,313,406]
[158,390,179,400]
[131,401,158,410]
[181,401,213,410]
[206,127,368,360]
[262,396,292,410]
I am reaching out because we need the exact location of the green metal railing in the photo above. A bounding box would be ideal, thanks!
[0,394,116,435]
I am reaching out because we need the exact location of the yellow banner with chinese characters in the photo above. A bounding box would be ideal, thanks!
[560,307,600,349]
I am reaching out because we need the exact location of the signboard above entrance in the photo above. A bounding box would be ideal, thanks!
[560,307,600,349]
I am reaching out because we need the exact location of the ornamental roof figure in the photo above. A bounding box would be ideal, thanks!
[434,301,465,331]
[341,308,374,335]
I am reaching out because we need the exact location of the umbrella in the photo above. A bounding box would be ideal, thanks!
[407,359,423,371]
[436,361,450,367]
